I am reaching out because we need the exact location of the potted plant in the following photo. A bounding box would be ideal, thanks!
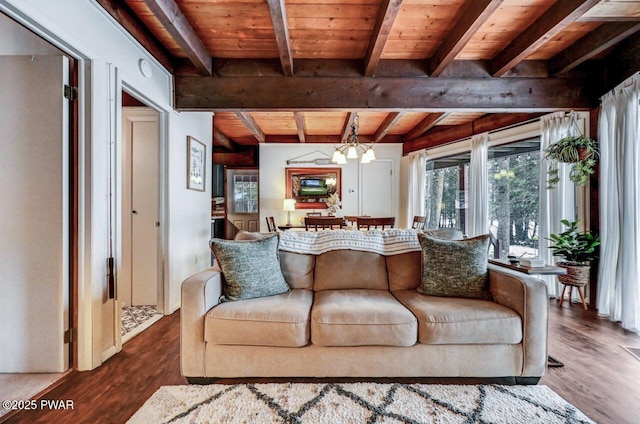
[545,133,598,189]
[547,219,600,287]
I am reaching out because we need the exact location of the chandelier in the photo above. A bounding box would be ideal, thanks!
[331,113,376,164]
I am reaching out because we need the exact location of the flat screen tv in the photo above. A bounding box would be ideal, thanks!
[299,178,328,196]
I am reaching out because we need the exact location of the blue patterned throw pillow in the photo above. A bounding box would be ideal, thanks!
[417,233,491,299]
[210,234,289,302]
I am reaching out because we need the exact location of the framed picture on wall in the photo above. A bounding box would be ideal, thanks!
[187,136,206,192]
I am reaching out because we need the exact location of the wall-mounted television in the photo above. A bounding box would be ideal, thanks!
[299,177,328,196]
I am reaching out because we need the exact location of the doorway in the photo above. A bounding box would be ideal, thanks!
[119,97,162,342]
[225,168,260,239]
[360,160,394,217]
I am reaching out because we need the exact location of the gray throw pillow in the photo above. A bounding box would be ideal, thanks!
[210,234,289,302]
[417,233,491,299]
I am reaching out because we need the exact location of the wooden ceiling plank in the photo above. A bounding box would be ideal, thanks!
[341,112,357,143]
[213,126,236,151]
[364,0,404,77]
[373,112,405,142]
[491,0,601,77]
[294,112,306,143]
[404,112,451,140]
[549,22,640,75]
[175,76,595,111]
[96,0,174,72]
[429,0,504,77]
[235,112,266,143]
[403,112,545,154]
[141,0,212,75]
[266,0,294,76]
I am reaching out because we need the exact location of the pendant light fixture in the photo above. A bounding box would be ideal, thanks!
[332,113,376,164]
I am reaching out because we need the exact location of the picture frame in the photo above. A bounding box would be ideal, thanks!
[285,167,341,209]
[187,136,206,192]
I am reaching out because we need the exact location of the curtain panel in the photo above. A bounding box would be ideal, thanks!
[405,150,427,227]
[596,73,640,334]
[538,112,578,298]
[468,133,488,237]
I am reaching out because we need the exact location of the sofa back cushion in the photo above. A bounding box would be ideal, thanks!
[314,249,388,291]
[386,251,422,291]
[279,251,315,289]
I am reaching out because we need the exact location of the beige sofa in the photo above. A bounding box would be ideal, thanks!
[181,236,548,384]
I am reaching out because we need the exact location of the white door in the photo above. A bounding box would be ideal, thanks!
[0,55,70,372]
[361,160,394,217]
[121,108,159,306]
[226,169,259,238]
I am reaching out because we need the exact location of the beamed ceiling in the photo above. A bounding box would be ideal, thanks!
[99,0,640,160]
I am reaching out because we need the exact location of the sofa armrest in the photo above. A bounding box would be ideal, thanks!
[180,267,223,377]
[488,264,549,377]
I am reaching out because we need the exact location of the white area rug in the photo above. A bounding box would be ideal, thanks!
[127,383,595,424]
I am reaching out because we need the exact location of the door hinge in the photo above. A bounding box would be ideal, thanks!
[64,84,78,101]
[64,328,77,344]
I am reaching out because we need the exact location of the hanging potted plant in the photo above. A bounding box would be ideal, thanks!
[547,219,600,287]
[544,116,599,189]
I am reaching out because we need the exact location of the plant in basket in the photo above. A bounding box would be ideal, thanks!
[547,219,600,287]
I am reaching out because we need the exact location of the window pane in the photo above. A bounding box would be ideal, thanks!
[487,139,540,258]
[233,174,259,213]
[425,156,469,232]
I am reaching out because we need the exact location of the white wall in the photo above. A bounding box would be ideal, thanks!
[0,0,212,370]
[259,144,402,230]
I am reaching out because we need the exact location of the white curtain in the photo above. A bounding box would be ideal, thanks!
[538,112,578,298]
[405,150,427,226]
[597,73,640,334]
[468,133,488,237]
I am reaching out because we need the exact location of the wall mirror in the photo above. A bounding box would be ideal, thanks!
[285,167,341,209]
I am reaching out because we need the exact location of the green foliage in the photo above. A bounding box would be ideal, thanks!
[547,219,600,265]
[545,134,599,189]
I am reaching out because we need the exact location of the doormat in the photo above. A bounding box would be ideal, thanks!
[621,345,640,362]
[122,305,160,336]
[128,383,595,424]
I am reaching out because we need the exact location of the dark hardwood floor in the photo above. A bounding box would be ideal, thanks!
[4,300,640,424]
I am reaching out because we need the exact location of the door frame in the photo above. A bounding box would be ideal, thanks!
[113,83,169,352]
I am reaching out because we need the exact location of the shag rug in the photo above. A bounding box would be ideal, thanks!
[127,383,595,424]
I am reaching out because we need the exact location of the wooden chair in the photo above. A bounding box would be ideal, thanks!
[304,216,344,231]
[265,216,277,232]
[411,215,427,230]
[357,217,395,230]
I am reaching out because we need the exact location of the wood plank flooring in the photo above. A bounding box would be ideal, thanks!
[3,300,640,424]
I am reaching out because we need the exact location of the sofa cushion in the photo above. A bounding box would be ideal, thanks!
[393,290,522,345]
[210,234,289,302]
[205,289,312,347]
[311,289,417,346]
[386,251,422,291]
[279,251,315,290]
[417,233,492,300]
[314,250,388,291]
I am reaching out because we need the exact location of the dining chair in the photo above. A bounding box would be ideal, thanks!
[265,216,277,232]
[304,216,344,231]
[411,215,427,230]
[357,217,395,230]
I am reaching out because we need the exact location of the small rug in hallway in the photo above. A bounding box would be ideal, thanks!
[127,383,595,424]
[121,305,160,336]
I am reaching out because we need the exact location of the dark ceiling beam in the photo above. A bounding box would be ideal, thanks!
[175,76,595,111]
[363,0,404,77]
[95,0,174,72]
[403,112,545,154]
[262,134,403,144]
[373,112,405,143]
[341,112,357,143]
[429,0,504,77]
[549,22,640,76]
[213,126,236,151]
[141,0,212,75]
[601,30,640,95]
[266,0,294,76]
[235,112,265,143]
[491,0,600,77]
[294,112,306,143]
[404,112,450,141]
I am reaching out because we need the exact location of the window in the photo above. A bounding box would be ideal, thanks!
[487,138,540,258]
[424,154,470,231]
[232,174,258,213]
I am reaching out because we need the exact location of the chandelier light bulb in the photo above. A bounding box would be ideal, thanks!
[346,145,358,159]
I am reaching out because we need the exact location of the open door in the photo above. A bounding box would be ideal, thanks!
[0,55,70,372]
